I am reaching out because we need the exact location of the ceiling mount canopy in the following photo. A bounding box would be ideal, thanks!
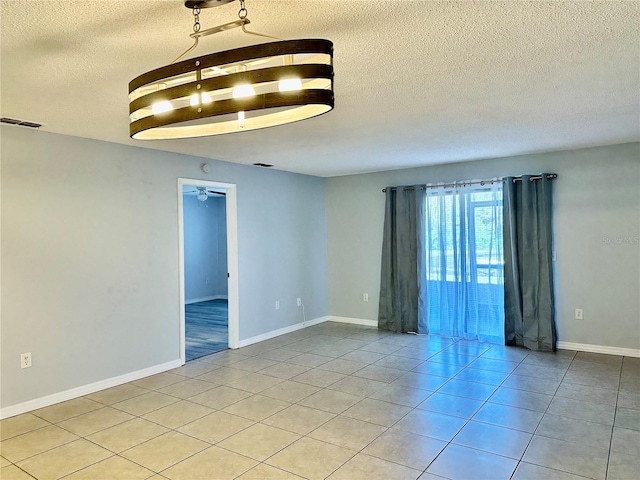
[129,0,334,140]
[184,0,236,9]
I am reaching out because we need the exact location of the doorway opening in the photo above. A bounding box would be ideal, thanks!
[178,178,239,364]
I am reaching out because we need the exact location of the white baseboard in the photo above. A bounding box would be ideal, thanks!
[328,316,378,327]
[185,295,228,305]
[237,316,329,348]
[0,359,182,420]
[557,341,640,358]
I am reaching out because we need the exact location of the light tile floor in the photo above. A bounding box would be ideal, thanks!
[1,323,639,480]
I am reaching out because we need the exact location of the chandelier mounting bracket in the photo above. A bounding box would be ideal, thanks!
[184,0,235,9]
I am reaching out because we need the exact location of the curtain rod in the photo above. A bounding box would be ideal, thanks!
[381,174,557,193]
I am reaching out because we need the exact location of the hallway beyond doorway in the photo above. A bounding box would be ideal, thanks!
[185,299,228,361]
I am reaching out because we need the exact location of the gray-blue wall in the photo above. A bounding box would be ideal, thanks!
[2,123,638,412]
[183,195,228,301]
[326,143,640,350]
[1,126,328,409]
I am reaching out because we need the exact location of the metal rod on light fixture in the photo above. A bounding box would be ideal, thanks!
[189,18,250,39]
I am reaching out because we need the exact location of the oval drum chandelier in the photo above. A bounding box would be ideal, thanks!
[129,0,334,139]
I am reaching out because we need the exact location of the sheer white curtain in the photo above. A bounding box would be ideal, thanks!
[424,183,505,343]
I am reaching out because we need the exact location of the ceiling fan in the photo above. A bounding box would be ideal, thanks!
[183,186,226,202]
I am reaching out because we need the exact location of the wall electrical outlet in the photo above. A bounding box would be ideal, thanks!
[21,352,32,369]
[275,300,280,310]
[297,298,302,307]
[363,293,369,302]
[575,308,584,320]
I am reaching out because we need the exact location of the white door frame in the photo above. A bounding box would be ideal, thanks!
[177,178,240,364]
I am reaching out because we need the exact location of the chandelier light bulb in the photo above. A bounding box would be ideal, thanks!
[151,101,173,115]
[232,84,256,99]
[278,78,302,92]
[238,111,245,128]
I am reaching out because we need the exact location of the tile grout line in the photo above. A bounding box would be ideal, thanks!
[243,335,457,478]
[511,349,576,480]
[238,326,396,478]
[605,356,624,480]
[4,327,635,480]
[420,341,533,478]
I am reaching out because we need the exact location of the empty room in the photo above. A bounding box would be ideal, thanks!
[1,1,638,479]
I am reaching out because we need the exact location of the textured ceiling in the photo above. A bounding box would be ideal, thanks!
[1,0,638,177]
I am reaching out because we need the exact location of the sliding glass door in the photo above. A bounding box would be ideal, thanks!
[424,185,504,343]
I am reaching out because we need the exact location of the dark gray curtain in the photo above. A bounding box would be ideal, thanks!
[378,186,427,333]
[503,174,557,351]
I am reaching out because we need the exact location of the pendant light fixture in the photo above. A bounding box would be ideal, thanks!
[129,0,334,139]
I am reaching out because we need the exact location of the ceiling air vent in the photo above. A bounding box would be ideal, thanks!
[1,117,43,129]
[253,163,273,168]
